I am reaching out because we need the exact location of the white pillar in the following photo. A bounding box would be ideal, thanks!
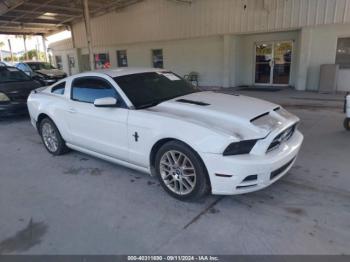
[42,35,48,62]
[8,39,13,62]
[222,35,231,88]
[296,27,313,91]
[23,35,28,60]
[222,35,239,88]
[83,0,94,71]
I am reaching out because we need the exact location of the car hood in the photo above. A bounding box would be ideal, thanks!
[0,80,41,100]
[36,69,66,77]
[148,91,282,140]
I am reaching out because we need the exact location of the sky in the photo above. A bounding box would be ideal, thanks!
[0,30,71,53]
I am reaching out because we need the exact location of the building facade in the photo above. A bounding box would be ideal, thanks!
[49,0,350,92]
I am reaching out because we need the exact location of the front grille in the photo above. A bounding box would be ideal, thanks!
[270,158,295,180]
[267,124,296,152]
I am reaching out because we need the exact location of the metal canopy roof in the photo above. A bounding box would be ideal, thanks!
[0,0,142,35]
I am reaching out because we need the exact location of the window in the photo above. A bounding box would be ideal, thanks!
[114,72,199,109]
[17,63,30,72]
[336,37,350,69]
[71,77,118,104]
[51,82,65,95]
[152,49,163,68]
[117,50,128,67]
[94,53,110,69]
[68,55,75,68]
[0,67,31,83]
[55,56,63,69]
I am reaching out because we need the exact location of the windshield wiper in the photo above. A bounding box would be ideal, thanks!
[136,101,163,109]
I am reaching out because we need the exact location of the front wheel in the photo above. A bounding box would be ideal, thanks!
[344,118,350,131]
[39,118,69,155]
[155,141,210,201]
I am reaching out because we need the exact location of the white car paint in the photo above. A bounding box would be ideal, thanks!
[27,67,303,195]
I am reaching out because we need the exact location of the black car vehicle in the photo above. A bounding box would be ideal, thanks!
[0,66,41,117]
[16,61,67,86]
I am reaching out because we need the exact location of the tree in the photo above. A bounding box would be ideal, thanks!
[18,49,45,61]
[0,41,4,61]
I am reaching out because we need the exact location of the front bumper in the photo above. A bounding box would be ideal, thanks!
[0,102,28,117]
[201,130,304,195]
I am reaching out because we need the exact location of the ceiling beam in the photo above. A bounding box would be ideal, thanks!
[2,0,60,27]
[7,8,80,17]
[0,17,62,25]
[0,0,27,15]
[0,30,43,35]
[22,2,83,13]
[0,0,144,35]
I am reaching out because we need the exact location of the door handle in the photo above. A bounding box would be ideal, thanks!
[68,108,77,113]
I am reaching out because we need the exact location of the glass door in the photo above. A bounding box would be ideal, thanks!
[255,43,273,84]
[273,41,292,85]
[254,41,292,86]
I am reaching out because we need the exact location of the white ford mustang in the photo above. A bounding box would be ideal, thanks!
[27,68,303,200]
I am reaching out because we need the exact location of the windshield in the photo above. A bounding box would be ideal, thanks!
[28,62,55,71]
[114,72,199,109]
[0,67,31,83]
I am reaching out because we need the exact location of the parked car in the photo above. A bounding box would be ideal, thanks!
[0,61,13,67]
[16,61,67,86]
[0,66,41,117]
[27,68,303,200]
[344,93,350,131]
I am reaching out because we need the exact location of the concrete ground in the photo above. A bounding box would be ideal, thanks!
[0,89,349,255]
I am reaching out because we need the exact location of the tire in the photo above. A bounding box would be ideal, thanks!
[39,118,69,155]
[155,140,210,201]
[344,118,350,131]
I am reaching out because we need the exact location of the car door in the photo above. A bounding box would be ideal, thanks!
[66,76,129,161]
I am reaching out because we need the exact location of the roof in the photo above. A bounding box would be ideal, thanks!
[0,0,143,35]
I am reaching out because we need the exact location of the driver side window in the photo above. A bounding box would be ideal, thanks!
[71,77,123,106]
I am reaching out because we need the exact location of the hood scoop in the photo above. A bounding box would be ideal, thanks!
[176,99,210,106]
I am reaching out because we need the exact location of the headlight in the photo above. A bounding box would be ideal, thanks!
[223,139,258,156]
[0,92,10,102]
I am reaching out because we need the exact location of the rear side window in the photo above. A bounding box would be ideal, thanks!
[51,82,65,95]
[71,77,119,104]
[0,67,31,83]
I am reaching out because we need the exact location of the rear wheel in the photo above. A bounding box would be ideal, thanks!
[155,141,210,201]
[344,118,350,131]
[39,118,69,155]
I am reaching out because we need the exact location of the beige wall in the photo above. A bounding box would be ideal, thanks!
[71,0,350,48]
[78,36,223,87]
[302,24,350,91]
[49,0,350,91]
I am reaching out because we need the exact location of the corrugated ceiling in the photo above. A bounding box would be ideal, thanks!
[0,0,142,35]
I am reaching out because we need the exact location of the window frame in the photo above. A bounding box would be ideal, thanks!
[51,81,66,95]
[152,49,164,68]
[70,76,127,108]
[117,50,128,67]
[55,55,63,69]
[94,53,110,69]
[335,37,350,69]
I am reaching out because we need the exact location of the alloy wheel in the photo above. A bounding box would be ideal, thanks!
[42,122,59,152]
[159,150,197,195]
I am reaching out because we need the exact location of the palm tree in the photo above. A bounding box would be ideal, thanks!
[0,41,5,62]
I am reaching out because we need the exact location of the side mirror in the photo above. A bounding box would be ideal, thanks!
[24,71,31,77]
[94,97,118,107]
